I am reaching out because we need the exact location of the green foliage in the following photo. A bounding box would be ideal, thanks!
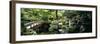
[21,8,92,35]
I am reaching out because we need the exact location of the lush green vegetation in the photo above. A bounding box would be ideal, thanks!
[21,8,92,35]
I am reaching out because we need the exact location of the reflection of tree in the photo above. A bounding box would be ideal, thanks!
[21,8,92,35]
